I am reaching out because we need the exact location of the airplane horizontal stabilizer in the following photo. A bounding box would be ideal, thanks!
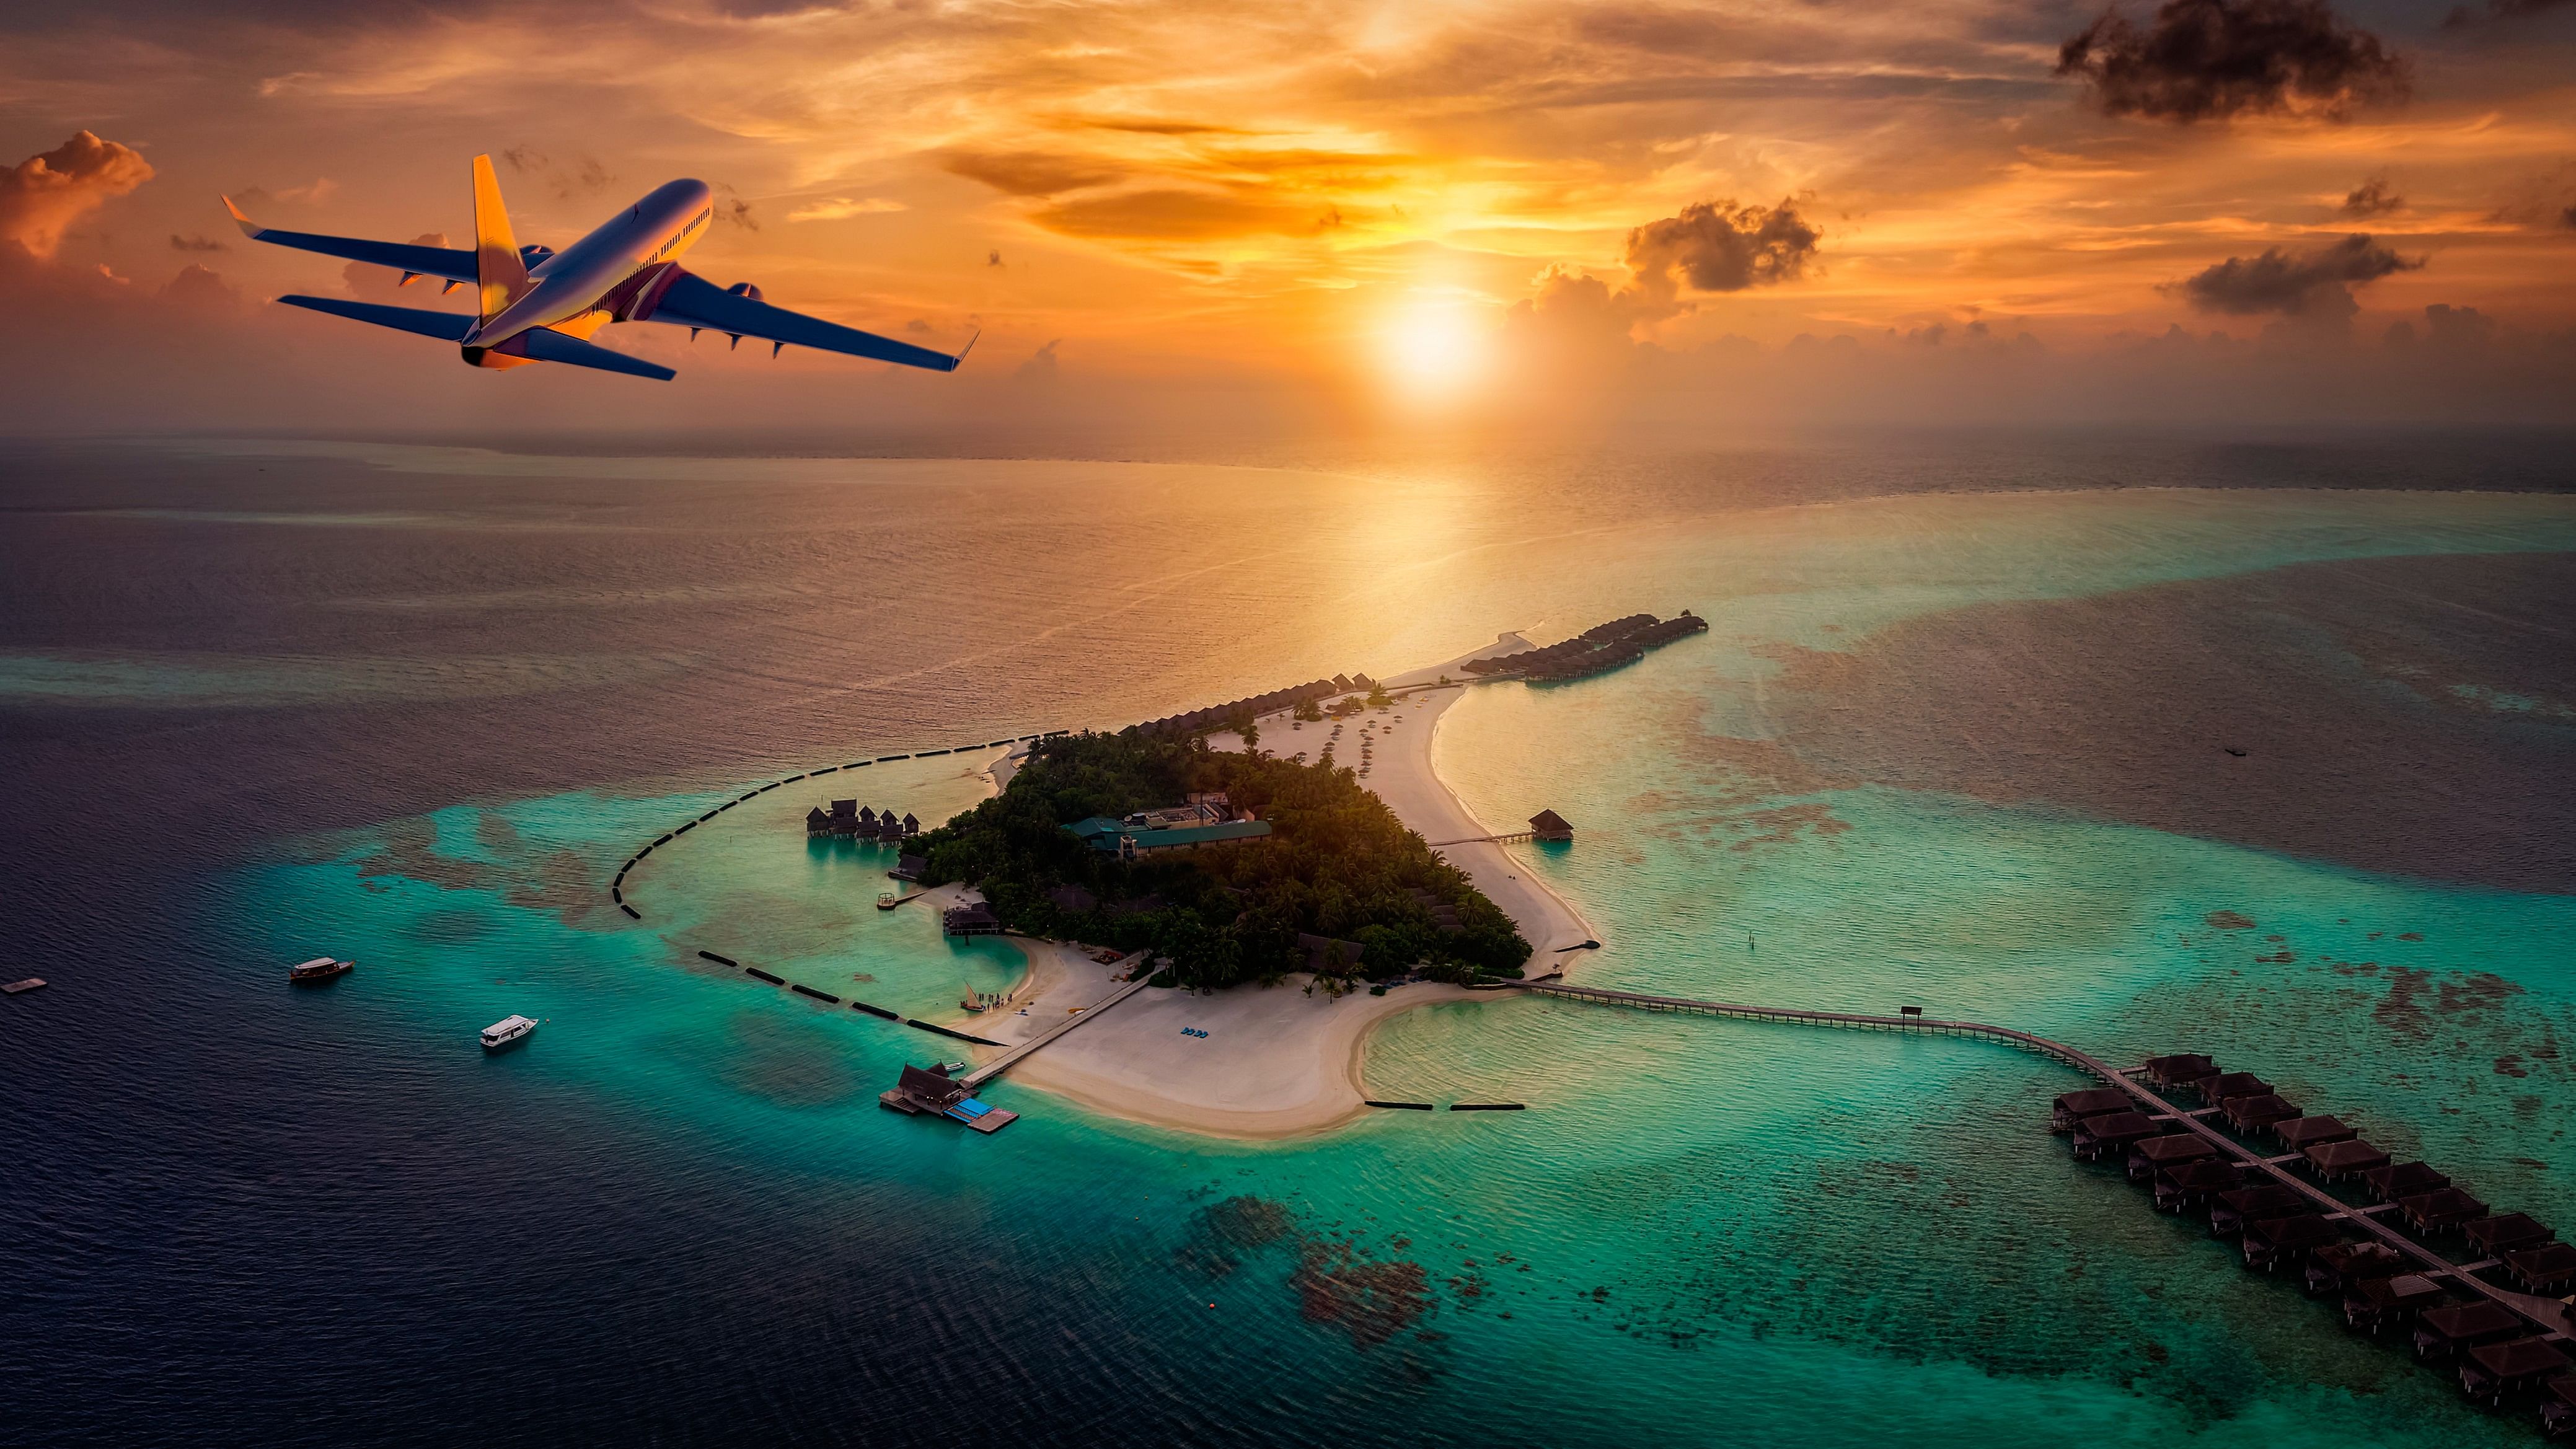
[227,199,477,283]
[644,270,963,372]
[516,327,677,381]
[276,295,476,340]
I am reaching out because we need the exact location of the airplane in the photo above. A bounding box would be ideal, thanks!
[224,155,971,382]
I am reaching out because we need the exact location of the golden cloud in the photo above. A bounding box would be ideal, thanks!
[0,131,154,260]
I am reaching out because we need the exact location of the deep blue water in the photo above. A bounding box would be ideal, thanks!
[6,433,2575,1447]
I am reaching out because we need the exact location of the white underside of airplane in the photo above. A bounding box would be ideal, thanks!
[226,156,970,382]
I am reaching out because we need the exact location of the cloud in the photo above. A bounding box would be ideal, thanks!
[787,196,907,222]
[170,233,228,252]
[2340,176,2402,217]
[2055,0,2409,123]
[712,187,757,231]
[0,131,154,260]
[943,151,1124,198]
[2171,233,2421,316]
[1624,198,1820,299]
[1015,338,1062,382]
[1028,188,1318,240]
[500,146,614,200]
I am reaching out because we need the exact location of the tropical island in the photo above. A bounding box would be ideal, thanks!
[905,729,1532,989]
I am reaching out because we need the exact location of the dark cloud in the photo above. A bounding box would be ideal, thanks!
[2340,176,2402,217]
[2171,233,2421,316]
[2564,203,2576,229]
[711,186,757,231]
[1,131,154,260]
[2055,0,2409,124]
[2404,303,2498,350]
[500,146,614,201]
[1624,198,1820,296]
[2443,0,2575,29]
[170,232,227,252]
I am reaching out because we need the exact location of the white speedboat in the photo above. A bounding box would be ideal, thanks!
[480,1015,537,1050]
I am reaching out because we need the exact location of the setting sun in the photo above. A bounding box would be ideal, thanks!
[1377,295,1493,405]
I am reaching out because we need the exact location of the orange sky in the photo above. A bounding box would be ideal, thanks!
[2,0,2573,430]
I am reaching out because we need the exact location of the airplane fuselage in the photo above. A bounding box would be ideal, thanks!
[462,178,712,368]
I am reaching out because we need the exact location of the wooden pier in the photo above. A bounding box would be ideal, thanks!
[958,949,1157,1091]
[1507,979,2576,1350]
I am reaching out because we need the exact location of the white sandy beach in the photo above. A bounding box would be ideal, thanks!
[933,633,1599,1139]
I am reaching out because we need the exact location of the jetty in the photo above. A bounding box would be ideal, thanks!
[956,950,1157,1092]
[1506,976,2576,1418]
[1429,809,1573,849]
[877,949,1158,1131]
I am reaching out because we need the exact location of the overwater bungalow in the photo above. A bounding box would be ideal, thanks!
[2144,1052,2217,1088]
[857,804,877,830]
[2399,1187,2490,1234]
[2221,1093,2301,1132]
[2051,1086,2132,1132]
[2153,1160,2245,1215]
[2415,1300,2527,1364]
[2275,1114,2357,1150]
[2541,1375,2575,1437]
[2306,1240,2406,1298]
[2070,1109,2158,1162]
[2204,1071,2272,1103]
[2305,1138,2392,1183]
[941,902,1003,937]
[877,1062,1018,1134]
[2364,1160,2450,1203]
[2505,1242,2576,1294]
[1528,809,1573,842]
[902,813,920,835]
[805,806,831,837]
[2243,1214,2339,1272]
[2343,1273,2446,1335]
[2464,1213,2556,1256]
[2210,1184,2307,1238]
[2461,1337,2574,1407]
[2128,1133,2220,1184]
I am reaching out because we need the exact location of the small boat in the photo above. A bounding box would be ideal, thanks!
[480,1015,537,1050]
[289,956,353,984]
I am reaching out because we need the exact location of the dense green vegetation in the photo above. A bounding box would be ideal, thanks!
[907,731,1530,990]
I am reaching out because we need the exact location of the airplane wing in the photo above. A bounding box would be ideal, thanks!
[224,196,477,283]
[642,269,970,372]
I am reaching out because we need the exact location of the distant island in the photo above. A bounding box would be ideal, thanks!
[906,729,1532,990]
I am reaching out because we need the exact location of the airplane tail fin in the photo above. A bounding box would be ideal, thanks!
[470,154,530,320]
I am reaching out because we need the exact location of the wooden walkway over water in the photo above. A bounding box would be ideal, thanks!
[958,951,1156,1091]
[1426,829,1536,848]
[1509,979,2576,1343]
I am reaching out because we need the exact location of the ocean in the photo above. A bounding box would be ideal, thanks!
[6,431,2574,1447]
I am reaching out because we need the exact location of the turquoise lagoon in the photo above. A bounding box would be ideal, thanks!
[231,477,2576,1446]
